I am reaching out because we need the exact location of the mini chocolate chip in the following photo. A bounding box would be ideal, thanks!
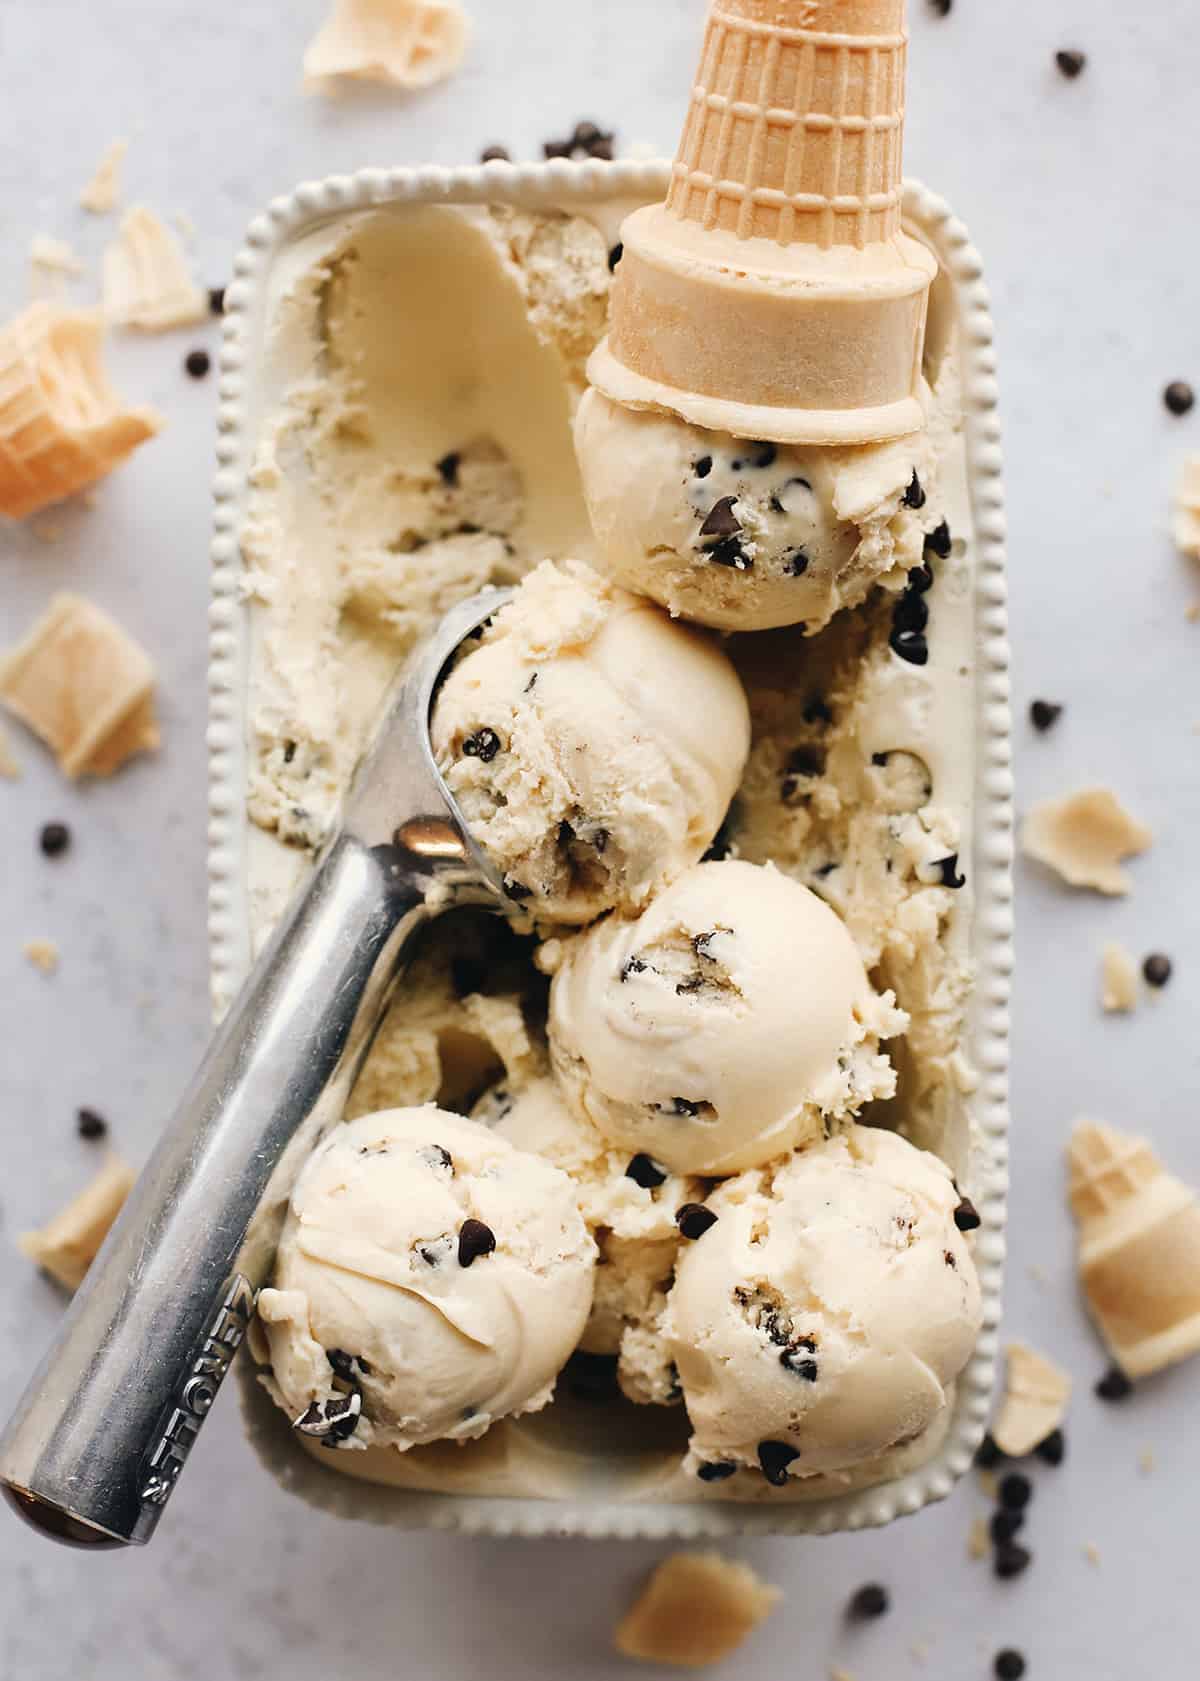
[976,1432,1005,1469]
[1096,1364,1133,1401]
[670,1097,703,1116]
[999,1472,1033,1512]
[784,550,809,576]
[436,451,461,486]
[76,1107,108,1140]
[458,1219,497,1267]
[697,1460,739,1483]
[780,1350,819,1380]
[208,286,226,315]
[621,956,648,980]
[871,751,891,767]
[1055,48,1087,78]
[1164,380,1195,416]
[908,562,935,593]
[706,535,753,570]
[326,1349,364,1382]
[903,471,926,509]
[848,1583,890,1620]
[1143,952,1173,988]
[480,145,511,163]
[421,1144,454,1174]
[589,138,615,160]
[936,854,967,889]
[892,591,930,634]
[995,1652,1027,1681]
[748,441,777,469]
[1035,1427,1066,1467]
[693,455,713,479]
[924,519,952,558]
[462,728,502,763]
[39,822,70,857]
[890,628,929,666]
[1030,699,1063,732]
[571,120,606,147]
[990,1508,1025,1546]
[676,1203,719,1240]
[929,0,952,14]
[952,1197,981,1233]
[699,496,741,540]
[608,242,623,271]
[503,878,532,901]
[994,1542,1032,1580]
[185,349,210,379]
[627,1153,668,1189]
[543,138,573,158]
[757,1440,799,1486]
[282,739,297,764]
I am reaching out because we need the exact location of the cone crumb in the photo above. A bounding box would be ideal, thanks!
[994,1342,1072,1457]
[615,1552,780,1668]
[1022,788,1153,895]
[968,1515,991,1561]
[19,1157,134,1290]
[23,938,59,974]
[1101,943,1139,1013]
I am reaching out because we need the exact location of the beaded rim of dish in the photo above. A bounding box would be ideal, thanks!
[206,160,1011,1541]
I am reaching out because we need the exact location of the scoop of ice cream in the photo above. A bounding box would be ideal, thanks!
[666,1124,984,1483]
[253,1108,595,1452]
[482,1075,704,1404]
[547,859,906,1176]
[431,559,750,924]
[574,389,934,633]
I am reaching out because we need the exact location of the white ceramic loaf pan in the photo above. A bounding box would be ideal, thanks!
[207,159,1012,1539]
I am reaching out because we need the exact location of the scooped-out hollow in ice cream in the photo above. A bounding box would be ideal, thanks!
[547,859,907,1176]
[430,559,751,923]
[666,1124,984,1483]
[252,1108,596,1453]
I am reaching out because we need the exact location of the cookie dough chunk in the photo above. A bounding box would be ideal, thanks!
[0,593,159,777]
[993,1343,1071,1458]
[103,206,206,330]
[0,303,162,517]
[20,1157,134,1290]
[304,0,470,93]
[1022,788,1152,895]
[614,1552,780,1669]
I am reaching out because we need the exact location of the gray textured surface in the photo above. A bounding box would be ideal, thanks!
[1,1,1198,1676]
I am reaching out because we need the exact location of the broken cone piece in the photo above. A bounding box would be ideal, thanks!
[993,1342,1071,1458]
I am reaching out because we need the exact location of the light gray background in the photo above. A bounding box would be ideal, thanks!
[2,1,1198,1676]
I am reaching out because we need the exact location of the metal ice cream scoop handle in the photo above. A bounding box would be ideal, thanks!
[0,588,512,1549]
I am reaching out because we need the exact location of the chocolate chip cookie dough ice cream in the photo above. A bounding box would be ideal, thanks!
[666,1124,983,1483]
[431,559,750,923]
[547,860,907,1176]
[253,1109,595,1452]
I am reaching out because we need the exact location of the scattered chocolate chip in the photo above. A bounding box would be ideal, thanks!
[1095,1364,1133,1402]
[480,145,511,163]
[699,496,741,540]
[543,138,573,159]
[436,451,461,486]
[697,1460,739,1483]
[208,286,226,316]
[676,1203,719,1240]
[1143,952,1173,988]
[848,1583,890,1620]
[462,728,502,763]
[903,471,926,509]
[707,535,753,570]
[954,1196,982,1232]
[890,628,929,666]
[185,349,211,379]
[976,1432,1005,1469]
[757,1440,799,1487]
[1055,48,1087,78]
[784,550,810,576]
[571,120,605,147]
[458,1219,497,1267]
[999,1472,1033,1512]
[990,1508,1025,1547]
[1035,1428,1066,1467]
[627,1153,668,1189]
[621,955,648,980]
[892,591,930,634]
[589,137,615,160]
[936,854,967,889]
[39,822,70,857]
[924,519,952,558]
[420,1144,454,1174]
[780,1349,819,1380]
[1030,699,1063,733]
[693,455,713,479]
[995,1652,1027,1681]
[608,243,623,271]
[908,562,935,593]
[76,1107,108,1141]
[994,1542,1032,1581]
[928,0,952,15]
[1164,380,1195,417]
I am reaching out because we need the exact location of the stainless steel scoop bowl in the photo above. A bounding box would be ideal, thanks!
[0,587,514,1549]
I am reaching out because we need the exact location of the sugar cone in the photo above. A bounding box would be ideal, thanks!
[1068,1120,1200,1380]
[589,0,937,446]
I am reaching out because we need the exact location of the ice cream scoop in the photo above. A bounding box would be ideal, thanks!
[666,1124,983,1483]
[548,859,906,1175]
[253,1108,595,1451]
[430,560,750,921]
[0,587,519,1549]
